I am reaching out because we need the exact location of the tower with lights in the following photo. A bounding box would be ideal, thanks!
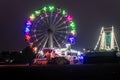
[94,26,119,51]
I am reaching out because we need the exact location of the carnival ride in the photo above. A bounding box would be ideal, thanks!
[24,5,81,64]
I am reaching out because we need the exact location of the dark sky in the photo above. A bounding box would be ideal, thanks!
[0,0,120,51]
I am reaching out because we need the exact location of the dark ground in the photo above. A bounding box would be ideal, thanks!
[0,64,120,80]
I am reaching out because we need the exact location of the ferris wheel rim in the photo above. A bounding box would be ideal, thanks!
[24,5,76,53]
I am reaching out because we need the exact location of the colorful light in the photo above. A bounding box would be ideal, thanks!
[70,21,75,27]
[25,27,30,33]
[71,30,76,35]
[49,6,54,11]
[25,34,30,40]
[68,35,75,44]
[71,26,76,30]
[69,21,76,35]
[42,6,47,11]
[32,46,37,52]
[62,10,66,15]
[67,15,72,21]
[57,8,61,13]
[26,20,32,26]
[35,10,40,15]
[30,14,35,20]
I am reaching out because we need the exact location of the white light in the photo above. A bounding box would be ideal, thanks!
[20,51,22,54]
[66,43,71,48]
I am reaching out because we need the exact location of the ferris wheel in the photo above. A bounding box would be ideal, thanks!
[24,5,76,53]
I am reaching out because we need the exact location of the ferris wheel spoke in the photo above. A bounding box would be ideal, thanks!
[53,35,61,48]
[55,32,67,38]
[43,35,49,48]
[59,34,67,40]
[34,31,46,37]
[49,12,53,26]
[36,36,46,41]
[37,34,47,48]
[30,34,37,38]
[52,14,58,25]
[37,34,45,37]
[33,29,45,33]
[54,16,64,26]
[45,13,50,26]
[42,19,48,27]
[60,35,66,39]
[55,22,64,28]
[55,33,66,41]
[39,17,48,28]
[31,34,45,45]
[56,19,68,27]
[30,32,46,42]
[37,31,46,35]
[31,39,37,44]
[56,26,69,31]
[56,30,67,34]
[40,14,48,27]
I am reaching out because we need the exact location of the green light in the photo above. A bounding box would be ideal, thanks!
[49,6,54,11]
[69,21,76,29]
[35,10,40,15]
[70,21,75,27]
[71,26,76,29]
[42,6,47,11]
[62,10,66,15]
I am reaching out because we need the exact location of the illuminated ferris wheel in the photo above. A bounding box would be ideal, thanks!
[24,5,76,53]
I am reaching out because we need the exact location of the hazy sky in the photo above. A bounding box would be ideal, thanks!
[0,0,120,51]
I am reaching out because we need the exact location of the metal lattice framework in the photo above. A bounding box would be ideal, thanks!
[94,26,119,51]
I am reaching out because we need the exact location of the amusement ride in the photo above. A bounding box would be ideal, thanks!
[24,5,81,64]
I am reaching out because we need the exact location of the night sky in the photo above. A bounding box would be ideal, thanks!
[0,0,120,51]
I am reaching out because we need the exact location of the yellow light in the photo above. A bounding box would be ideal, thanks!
[71,30,76,35]
[33,47,37,52]
[30,14,35,21]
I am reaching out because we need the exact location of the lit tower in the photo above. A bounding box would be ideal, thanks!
[94,26,119,51]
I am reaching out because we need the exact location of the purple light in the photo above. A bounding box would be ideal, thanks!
[26,20,32,26]
[79,56,84,60]
[69,37,74,42]
[67,15,72,21]
[56,14,58,17]
[45,13,48,17]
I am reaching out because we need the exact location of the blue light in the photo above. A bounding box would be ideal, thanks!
[79,56,84,60]
[25,27,30,33]
[68,35,75,44]
[78,55,84,63]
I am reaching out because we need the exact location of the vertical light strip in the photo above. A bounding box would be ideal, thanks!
[100,27,105,50]
[94,27,103,50]
[111,26,114,49]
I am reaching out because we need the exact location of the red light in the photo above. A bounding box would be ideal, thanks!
[25,34,30,40]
